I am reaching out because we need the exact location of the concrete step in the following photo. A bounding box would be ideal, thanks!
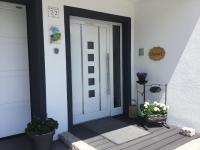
[59,132,97,150]
[175,138,200,150]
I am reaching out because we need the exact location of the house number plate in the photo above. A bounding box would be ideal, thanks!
[48,6,59,18]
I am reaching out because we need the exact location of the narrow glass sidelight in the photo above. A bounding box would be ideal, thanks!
[113,25,121,108]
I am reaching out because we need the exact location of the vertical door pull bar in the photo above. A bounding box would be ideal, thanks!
[107,53,111,95]
[80,24,84,114]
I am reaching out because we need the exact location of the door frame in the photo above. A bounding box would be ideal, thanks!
[64,6,132,130]
[0,0,46,139]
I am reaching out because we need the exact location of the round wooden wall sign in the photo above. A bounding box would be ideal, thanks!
[149,47,166,61]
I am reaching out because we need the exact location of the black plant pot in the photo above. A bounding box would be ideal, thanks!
[29,131,55,150]
[137,72,147,84]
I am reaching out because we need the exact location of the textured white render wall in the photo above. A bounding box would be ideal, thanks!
[134,0,200,131]
[42,0,135,138]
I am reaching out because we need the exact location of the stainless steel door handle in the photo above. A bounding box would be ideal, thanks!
[107,53,110,95]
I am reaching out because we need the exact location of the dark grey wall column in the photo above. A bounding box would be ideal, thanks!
[27,0,47,119]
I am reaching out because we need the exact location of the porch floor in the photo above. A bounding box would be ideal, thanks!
[69,116,200,150]
[0,135,69,150]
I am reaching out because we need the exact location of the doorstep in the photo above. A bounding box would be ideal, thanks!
[59,132,97,150]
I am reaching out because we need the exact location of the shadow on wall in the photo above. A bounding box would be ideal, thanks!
[134,0,200,131]
[167,18,200,131]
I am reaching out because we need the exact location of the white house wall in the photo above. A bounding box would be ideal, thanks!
[42,0,135,138]
[134,0,200,132]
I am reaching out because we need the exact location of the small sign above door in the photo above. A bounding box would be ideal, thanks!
[48,6,59,18]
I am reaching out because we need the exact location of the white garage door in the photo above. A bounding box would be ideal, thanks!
[0,2,31,138]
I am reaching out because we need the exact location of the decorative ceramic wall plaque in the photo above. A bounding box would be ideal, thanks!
[49,25,61,44]
[149,47,166,61]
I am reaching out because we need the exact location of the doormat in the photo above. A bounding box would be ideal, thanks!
[83,118,150,144]
[102,125,150,144]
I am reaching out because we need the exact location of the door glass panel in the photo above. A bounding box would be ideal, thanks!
[88,66,95,74]
[89,90,95,98]
[88,78,95,86]
[113,25,121,108]
[88,54,94,61]
[88,41,94,49]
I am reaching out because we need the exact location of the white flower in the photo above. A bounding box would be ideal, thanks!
[162,105,169,111]
[153,107,160,112]
[159,103,166,107]
[153,101,159,105]
[144,102,149,108]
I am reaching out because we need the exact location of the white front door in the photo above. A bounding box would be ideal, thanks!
[70,17,123,125]
[0,2,31,138]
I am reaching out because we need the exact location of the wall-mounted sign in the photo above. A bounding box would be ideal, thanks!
[149,47,166,61]
[49,25,61,44]
[48,6,59,18]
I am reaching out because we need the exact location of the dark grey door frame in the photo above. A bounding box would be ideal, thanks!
[64,6,132,130]
[0,0,47,139]
[0,0,30,4]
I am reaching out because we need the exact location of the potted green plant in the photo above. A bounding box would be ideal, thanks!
[25,118,59,150]
[141,101,169,123]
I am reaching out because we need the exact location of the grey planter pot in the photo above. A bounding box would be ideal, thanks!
[29,131,55,150]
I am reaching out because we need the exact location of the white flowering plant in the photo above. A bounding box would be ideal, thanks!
[142,101,169,116]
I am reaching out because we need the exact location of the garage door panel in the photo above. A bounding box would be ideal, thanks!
[0,38,29,70]
[0,7,27,38]
[0,72,30,105]
[0,2,31,138]
[0,102,31,138]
